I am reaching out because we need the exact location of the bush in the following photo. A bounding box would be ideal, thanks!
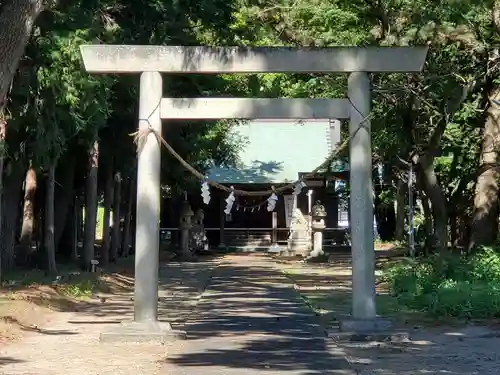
[381,247,500,319]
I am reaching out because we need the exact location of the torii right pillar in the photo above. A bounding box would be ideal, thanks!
[347,72,378,323]
[340,71,401,337]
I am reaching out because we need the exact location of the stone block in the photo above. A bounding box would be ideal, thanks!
[99,321,186,343]
[329,317,410,343]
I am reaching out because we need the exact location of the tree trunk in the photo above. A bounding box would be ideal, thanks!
[45,163,57,274]
[395,179,406,242]
[100,161,113,265]
[0,119,6,279]
[1,160,24,270]
[411,72,475,251]
[111,171,121,261]
[121,177,135,257]
[18,166,37,264]
[71,197,81,262]
[64,197,78,262]
[69,196,83,262]
[82,140,99,270]
[418,157,448,251]
[54,153,76,252]
[77,197,83,251]
[420,192,433,238]
[449,200,463,248]
[0,0,45,111]
[459,214,468,247]
[470,85,500,248]
[450,212,458,247]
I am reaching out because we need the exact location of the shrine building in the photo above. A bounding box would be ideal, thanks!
[177,118,350,249]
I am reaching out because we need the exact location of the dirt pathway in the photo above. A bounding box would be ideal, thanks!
[0,259,218,375]
[160,253,354,375]
[274,253,500,375]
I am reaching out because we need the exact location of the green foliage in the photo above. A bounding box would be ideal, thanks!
[5,0,249,194]
[242,0,500,245]
[4,0,500,247]
[34,26,113,163]
[382,248,500,318]
[59,279,96,299]
[5,0,114,169]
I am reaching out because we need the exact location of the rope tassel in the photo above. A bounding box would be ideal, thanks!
[129,122,362,197]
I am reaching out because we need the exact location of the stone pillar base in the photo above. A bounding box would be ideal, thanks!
[100,320,186,343]
[339,317,392,332]
[329,317,409,342]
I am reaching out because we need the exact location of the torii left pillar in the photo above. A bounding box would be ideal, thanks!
[100,72,185,342]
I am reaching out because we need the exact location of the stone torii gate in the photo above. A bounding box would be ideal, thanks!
[80,45,428,342]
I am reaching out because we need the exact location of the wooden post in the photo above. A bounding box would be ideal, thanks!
[219,194,225,248]
[272,211,277,244]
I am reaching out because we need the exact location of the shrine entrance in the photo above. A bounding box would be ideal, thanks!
[80,45,428,341]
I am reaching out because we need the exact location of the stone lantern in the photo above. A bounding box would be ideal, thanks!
[310,200,327,258]
[191,209,208,252]
[179,200,194,259]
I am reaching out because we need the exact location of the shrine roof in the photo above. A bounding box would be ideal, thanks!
[207,119,348,184]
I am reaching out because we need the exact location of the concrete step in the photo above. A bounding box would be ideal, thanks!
[226,237,272,242]
[226,241,272,246]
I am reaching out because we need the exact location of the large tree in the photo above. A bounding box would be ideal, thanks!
[233,0,498,250]
[0,0,247,272]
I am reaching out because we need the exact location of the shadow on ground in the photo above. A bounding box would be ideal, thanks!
[1,316,77,336]
[5,250,497,375]
[276,251,500,375]
[0,356,25,366]
[162,254,354,375]
[64,255,220,326]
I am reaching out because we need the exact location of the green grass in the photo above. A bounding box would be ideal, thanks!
[374,239,405,248]
[297,288,418,323]
[58,279,96,299]
[281,266,405,324]
[282,248,500,326]
[2,267,100,300]
[381,247,500,319]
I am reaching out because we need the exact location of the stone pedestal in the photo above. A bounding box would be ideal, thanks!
[286,208,311,256]
[313,228,324,252]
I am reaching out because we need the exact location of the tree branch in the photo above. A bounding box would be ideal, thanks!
[0,0,46,112]
[493,0,500,34]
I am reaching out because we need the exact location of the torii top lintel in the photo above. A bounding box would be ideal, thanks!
[79,45,428,74]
